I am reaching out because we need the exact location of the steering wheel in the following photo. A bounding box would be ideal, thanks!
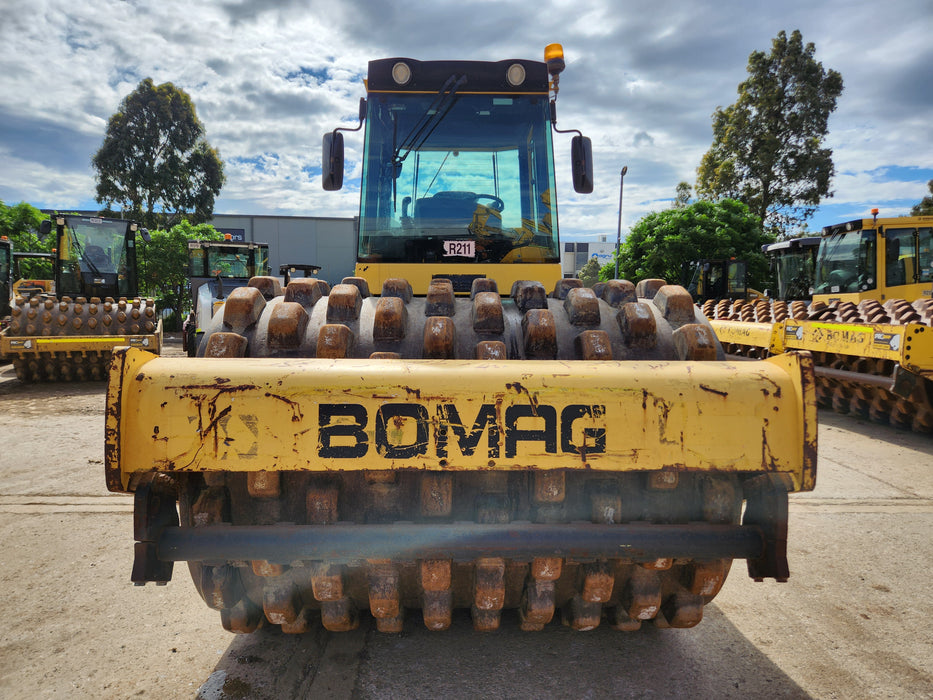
[474,193,504,212]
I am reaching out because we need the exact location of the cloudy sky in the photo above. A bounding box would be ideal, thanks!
[1,0,930,242]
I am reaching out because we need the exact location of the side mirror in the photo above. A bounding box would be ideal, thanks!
[571,135,594,194]
[322,131,345,191]
[39,220,51,239]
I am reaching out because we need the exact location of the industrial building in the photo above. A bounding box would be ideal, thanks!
[207,213,357,286]
[562,236,616,278]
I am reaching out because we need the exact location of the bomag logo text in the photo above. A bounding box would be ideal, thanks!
[317,403,606,459]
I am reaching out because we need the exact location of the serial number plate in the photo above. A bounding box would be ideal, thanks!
[444,240,475,257]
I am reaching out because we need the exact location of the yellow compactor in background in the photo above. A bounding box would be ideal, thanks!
[183,238,271,355]
[106,46,816,635]
[1,215,161,381]
[708,215,933,432]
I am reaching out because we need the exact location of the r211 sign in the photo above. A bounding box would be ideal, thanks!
[443,240,475,257]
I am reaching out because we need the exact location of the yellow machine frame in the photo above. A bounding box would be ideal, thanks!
[106,347,816,493]
[812,215,933,306]
[3,331,160,358]
[355,262,563,298]
[711,318,933,379]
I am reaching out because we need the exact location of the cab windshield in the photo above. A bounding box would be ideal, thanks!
[814,230,876,294]
[358,92,559,264]
[65,217,128,276]
[774,249,816,300]
[60,216,132,296]
[188,243,270,279]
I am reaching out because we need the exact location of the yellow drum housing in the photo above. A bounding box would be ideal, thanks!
[108,275,816,634]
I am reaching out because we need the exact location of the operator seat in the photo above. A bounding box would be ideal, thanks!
[414,191,478,228]
[85,245,109,266]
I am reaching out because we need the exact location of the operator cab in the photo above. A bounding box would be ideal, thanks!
[762,236,819,301]
[358,82,558,268]
[40,215,147,300]
[184,238,271,355]
[813,216,933,304]
[324,46,593,294]
[682,259,749,303]
[187,238,270,283]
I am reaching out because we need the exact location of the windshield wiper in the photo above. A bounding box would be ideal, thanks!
[392,74,467,171]
[390,74,466,212]
[68,228,102,277]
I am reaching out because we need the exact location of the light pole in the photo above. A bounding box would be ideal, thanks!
[614,165,628,280]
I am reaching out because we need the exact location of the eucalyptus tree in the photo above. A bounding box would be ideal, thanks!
[93,79,225,229]
[696,30,843,234]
